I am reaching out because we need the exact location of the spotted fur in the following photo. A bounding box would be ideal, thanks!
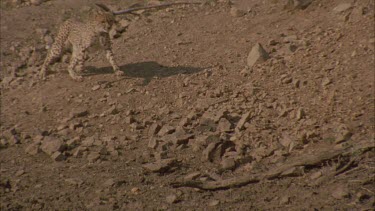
[40,5,123,81]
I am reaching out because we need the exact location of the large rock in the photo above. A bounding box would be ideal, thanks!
[40,137,66,156]
[333,3,352,13]
[247,43,269,68]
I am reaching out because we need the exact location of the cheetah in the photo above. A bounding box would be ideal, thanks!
[40,4,123,81]
[40,2,200,81]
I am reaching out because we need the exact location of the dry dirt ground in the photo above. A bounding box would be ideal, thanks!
[1,0,374,210]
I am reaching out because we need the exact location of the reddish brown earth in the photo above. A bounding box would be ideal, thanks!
[1,0,374,210]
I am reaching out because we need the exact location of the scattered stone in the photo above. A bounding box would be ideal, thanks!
[123,116,134,125]
[280,196,290,205]
[179,117,190,127]
[166,194,179,204]
[356,192,371,203]
[310,171,322,180]
[1,76,15,87]
[118,19,130,32]
[281,74,293,84]
[65,178,84,186]
[240,66,251,76]
[56,124,68,131]
[92,85,101,91]
[148,123,161,136]
[148,138,159,149]
[130,122,144,130]
[15,169,25,177]
[157,125,175,136]
[99,147,108,155]
[296,108,305,120]
[220,158,236,170]
[25,143,41,155]
[281,166,304,177]
[8,134,21,145]
[51,151,66,161]
[184,172,201,181]
[287,44,298,53]
[109,28,121,39]
[103,178,116,187]
[154,151,168,161]
[202,141,220,162]
[73,146,87,157]
[0,139,8,148]
[30,0,43,6]
[104,106,119,115]
[335,125,352,144]
[196,98,228,110]
[142,158,177,173]
[12,0,22,6]
[69,108,88,119]
[208,200,220,207]
[131,187,140,194]
[268,39,278,46]
[332,185,350,200]
[322,77,331,86]
[333,3,352,13]
[40,137,66,156]
[230,7,246,17]
[235,111,252,132]
[82,136,95,147]
[172,133,194,146]
[87,152,101,162]
[66,139,78,148]
[247,43,270,68]
[217,118,232,132]
[285,0,312,10]
[279,134,292,148]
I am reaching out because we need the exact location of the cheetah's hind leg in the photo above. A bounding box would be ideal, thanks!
[67,47,85,81]
[40,44,64,80]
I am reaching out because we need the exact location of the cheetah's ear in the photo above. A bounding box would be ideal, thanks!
[95,3,112,13]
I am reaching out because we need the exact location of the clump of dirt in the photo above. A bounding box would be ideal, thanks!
[1,0,374,210]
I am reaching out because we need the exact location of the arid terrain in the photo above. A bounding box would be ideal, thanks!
[1,0,374,210]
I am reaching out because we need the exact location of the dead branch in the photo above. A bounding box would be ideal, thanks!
[171,141,374,190]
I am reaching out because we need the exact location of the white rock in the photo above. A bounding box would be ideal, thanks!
[333,3,352,13]
[247,43,269,68]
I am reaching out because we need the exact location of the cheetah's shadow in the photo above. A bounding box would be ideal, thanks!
[86,61,204,86]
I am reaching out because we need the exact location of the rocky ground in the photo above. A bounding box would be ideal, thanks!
[1,0,374,210]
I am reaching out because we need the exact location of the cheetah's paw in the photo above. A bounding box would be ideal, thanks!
[115,71,124,76]
[72,75,84,82]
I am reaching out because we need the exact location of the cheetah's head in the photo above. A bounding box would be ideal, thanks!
[92,4,116,33]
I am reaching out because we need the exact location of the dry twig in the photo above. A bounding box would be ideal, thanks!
[171,142,374,190]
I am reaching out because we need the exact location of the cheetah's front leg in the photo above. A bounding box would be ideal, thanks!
[100,34,124,76]
[106,50,123,76]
